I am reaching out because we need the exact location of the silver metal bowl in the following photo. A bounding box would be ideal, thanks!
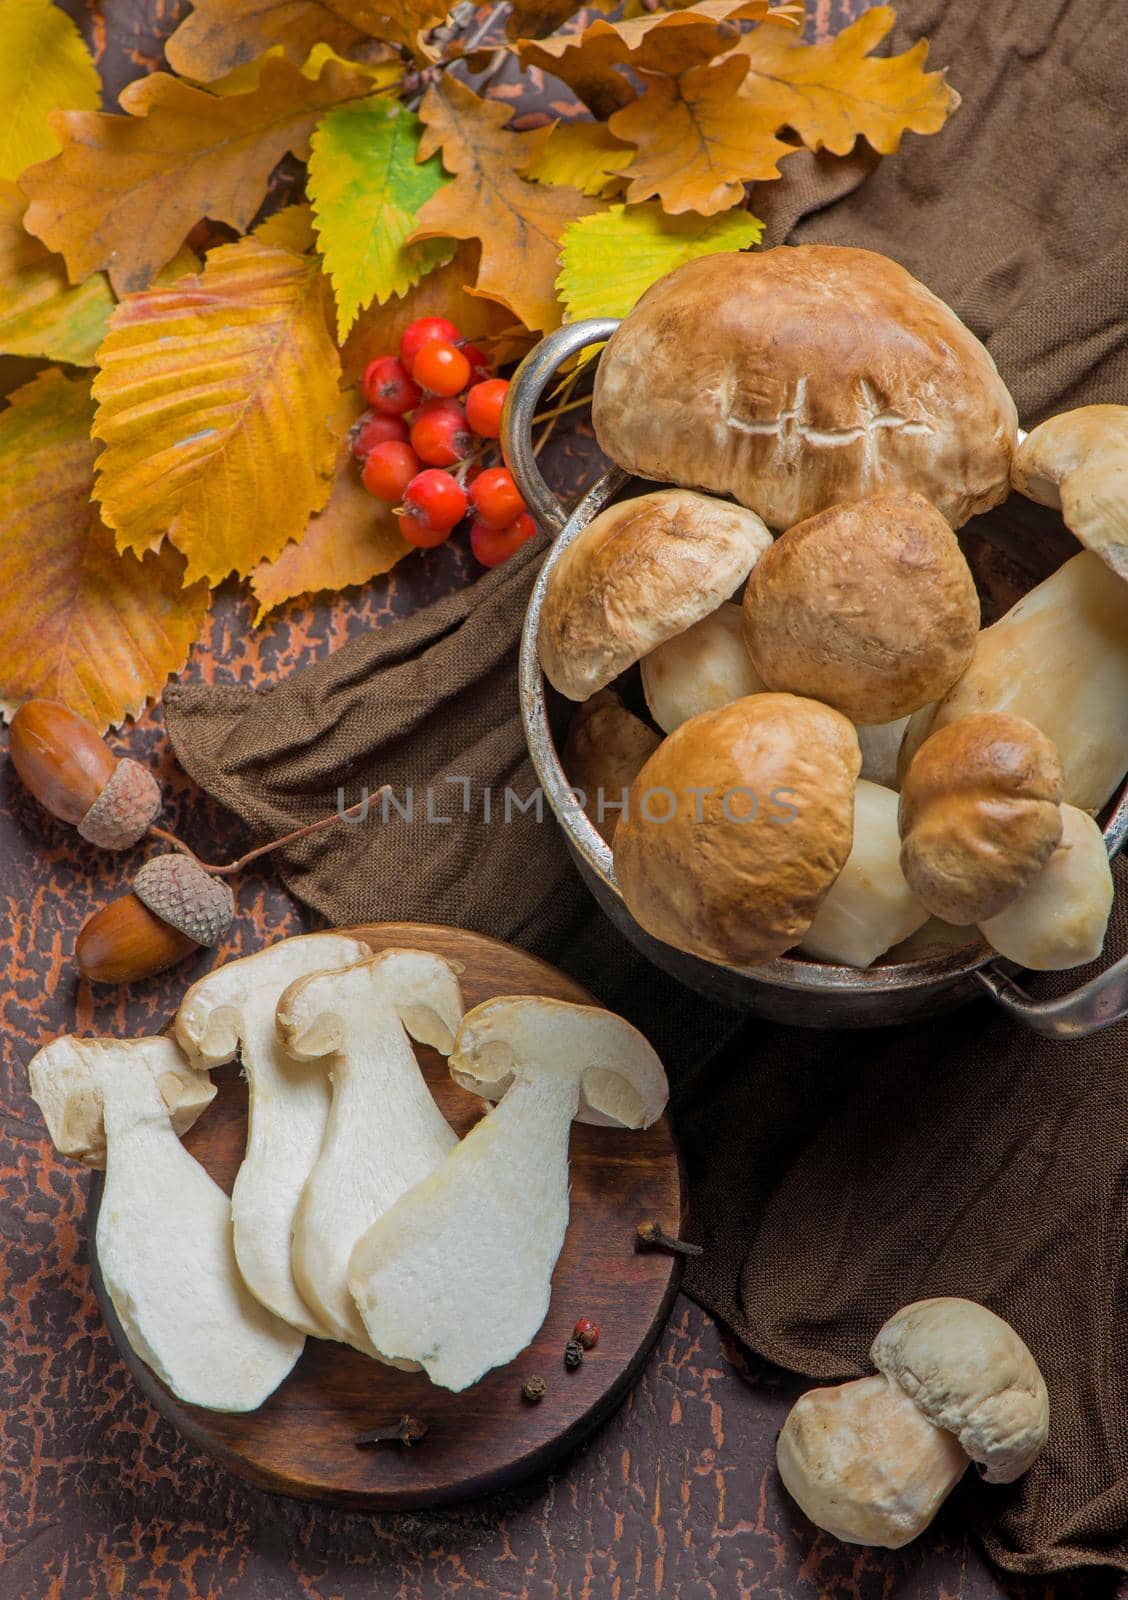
[504,319,1128,1036]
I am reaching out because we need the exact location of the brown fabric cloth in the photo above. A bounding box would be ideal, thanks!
[166,0,1127,1575]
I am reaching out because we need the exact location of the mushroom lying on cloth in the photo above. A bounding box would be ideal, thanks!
[278,949,463,1357]
[562,690,660,844]
[348,997,667,1391]
[777,1298,1049,1548]
[28,1037,304,1412]
[613,693,861,967]
[538,489,771,702]
[899,551,1128,811]
[1011,404,1128,580]
[174,933,370,1337]
[742,494,980,725]
[592,247,1017,530]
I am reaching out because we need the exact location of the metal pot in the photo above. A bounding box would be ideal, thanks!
[503,319,1128,1036]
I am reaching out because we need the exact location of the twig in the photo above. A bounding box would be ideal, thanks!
[148,792,385,877]
[533,376,586,458]
[636,1220,703,1257]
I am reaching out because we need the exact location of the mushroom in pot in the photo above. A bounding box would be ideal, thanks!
[1011,404,1128,581]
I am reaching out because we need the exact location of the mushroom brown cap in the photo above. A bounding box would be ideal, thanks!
[742,493,980,724]
[1011,404,1128,582]
[562,689,661,844]
[613,693,861,967]
[899,713,1065,925]
[592,247,1017,530]
[871,1298,1050,1484]
[538,489,772,702]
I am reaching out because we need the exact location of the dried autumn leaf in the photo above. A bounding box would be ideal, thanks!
[253,203,317,253]
[339,241,525,386]
[610,55,790,213]
[524,121,633,199]
[0,369,209,730]
[410,77,599,335]
[518,0,777,117]
[164,0,423,77]
[0,0,100,183]
[0,180,113,364]
[558,201,763,322]
[309,98,454,339]
[19,56,373,294]
[249,395,409,620]
[505,0,616,40]
[730,5,959,157]
[92,239,341,587]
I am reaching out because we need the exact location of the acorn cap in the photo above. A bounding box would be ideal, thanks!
[133,855,234,947]
[78,758,161,849]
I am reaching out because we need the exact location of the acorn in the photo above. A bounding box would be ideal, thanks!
[76,855,235,984]
[8,700,160,849]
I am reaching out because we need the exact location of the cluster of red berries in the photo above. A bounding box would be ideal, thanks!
[353,316,535,569]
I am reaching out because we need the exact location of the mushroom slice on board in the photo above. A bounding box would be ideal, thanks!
[1011,404,1128,581]
[28,1036,303,1412]
[277,948,463,1357]
[348,996,669,1392]
[174,933,371,1337]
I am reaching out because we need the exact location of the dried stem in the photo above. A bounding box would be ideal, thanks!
[355,1415,428,1448]
[148,792,385,877]
[533,379,586,458]
[636,1220,703,1258]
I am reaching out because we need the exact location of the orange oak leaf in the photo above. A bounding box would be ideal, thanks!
[610,55,791,213]
[92,239,341,587]
[0,369,209,730]
[249,394,409,619]
[339,241,527,386]
[730,5,959,157]
[519,0,778,117]
[166,0,386,77]
[505,0,616,40]
[409,77,599,335]
[19,56,373,294]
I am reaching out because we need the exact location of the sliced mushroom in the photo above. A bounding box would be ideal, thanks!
[277,948,463,1356]
[979,803,1114,969]
[28,1036,303,1412]
[348,997,668,1391]
[640,602,765,734]
[898,552,1128,810]
[800,781,929,967]
[1011,404,1128,581]
[174,932,371,1337]
[777,1297,1048,1548]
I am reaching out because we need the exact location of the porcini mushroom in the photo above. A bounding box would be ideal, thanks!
[174,932,371,1336]
[800,781,928,967]
[777,1297,1049,1548]
[856,717,912,790]
[562,689,661,844]
[1011,404,1128,580]
[277,948,463,1356]
[348,997,668,1391]
[640,602,765,734]
[28,1036,304,1412]
[899,552,1128,811]
[538,489,771,702]
[979,803,1114,969]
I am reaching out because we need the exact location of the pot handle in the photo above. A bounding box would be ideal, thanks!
[975,954,1128,1038]
[501,318,623,535]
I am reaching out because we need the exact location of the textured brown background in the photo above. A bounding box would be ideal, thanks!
[0,2,1123,1597]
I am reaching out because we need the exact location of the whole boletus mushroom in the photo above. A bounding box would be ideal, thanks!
[777,1297,1049,1548]
[1011,403,1128,581]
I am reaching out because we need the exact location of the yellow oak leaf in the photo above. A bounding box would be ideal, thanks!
[0,180,113,364]
[0,369,209,730]
[558,201,764,322]
[309,98,455,339]
[730,5,959,157]
[253,204,317,253]
[0,0,100,183]
[92,239,341,587]
[610,55,790,214]
[409,77,599,335]
[249,395,409,620]
[523,121,633,199]
[19,56,373,294]
[519,1,778,117]
[339,241,527,386]
[165,0,427,77]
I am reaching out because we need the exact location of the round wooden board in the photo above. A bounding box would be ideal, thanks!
[88,924,685,1509]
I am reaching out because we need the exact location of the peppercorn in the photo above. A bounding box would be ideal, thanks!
[573,1317,600,1350]
[564,1338,584,1371]
[522,1374,547,1403]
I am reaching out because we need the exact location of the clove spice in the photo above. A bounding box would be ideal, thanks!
[636,1220,703,1257]
[354,1415,428,1448]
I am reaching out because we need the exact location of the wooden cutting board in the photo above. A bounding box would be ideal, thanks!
[88,923,685,1509]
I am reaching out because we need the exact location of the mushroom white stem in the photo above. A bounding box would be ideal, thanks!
[174,933,371,1337]
[348,996,668,1392]
[30,1037,303,1412]
[279,949,462,1357]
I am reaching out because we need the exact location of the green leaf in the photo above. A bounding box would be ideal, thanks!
[308,97,455,341]
[557,201,764,323]
[0,180,113,364]
[0,0,100,183]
